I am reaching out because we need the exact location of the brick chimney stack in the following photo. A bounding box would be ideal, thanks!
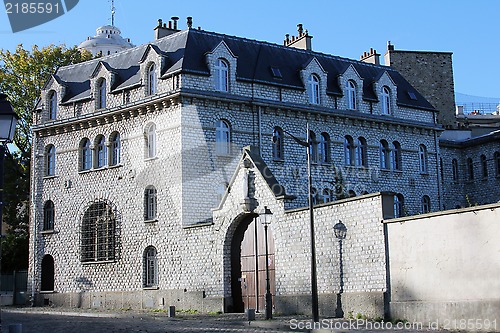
[360,48,380,65]
[154,17,181,40]
[284,23,313,51]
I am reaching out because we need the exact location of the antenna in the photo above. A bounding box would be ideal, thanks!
[111,0,116,26]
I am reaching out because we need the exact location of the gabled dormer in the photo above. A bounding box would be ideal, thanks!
[339,64,363,111]
[139,44,168,96]
[41,74,66,122]
[375,71,398,116]
[90,61,116,110]
[300,57,327,106]
[205,41,237,93]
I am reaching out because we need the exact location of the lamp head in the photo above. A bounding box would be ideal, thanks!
[0,94,18,143]
[333,220,347,240]
[259,205,273,226]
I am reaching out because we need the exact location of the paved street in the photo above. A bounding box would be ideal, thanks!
[0,308,453,333]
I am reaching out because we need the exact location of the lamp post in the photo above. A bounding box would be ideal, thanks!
[258,205,273,320]
[272,124,319,322]
[333,220,347,318]
[0,93,19,332]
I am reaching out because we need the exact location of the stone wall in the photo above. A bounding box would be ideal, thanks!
[384,203,500,329]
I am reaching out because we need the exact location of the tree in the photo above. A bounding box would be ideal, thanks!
[0,44,92,271]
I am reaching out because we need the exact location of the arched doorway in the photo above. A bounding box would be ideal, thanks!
[229,214,275,313]
[41,254,54,292]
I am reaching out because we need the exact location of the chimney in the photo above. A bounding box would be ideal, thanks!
[187,16,193,29]
[384,41,395,66]
[360,47,380,65]
[154,17,181,40]
[284,23,313,51]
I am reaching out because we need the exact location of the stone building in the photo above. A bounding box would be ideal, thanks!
[29,18,498,317]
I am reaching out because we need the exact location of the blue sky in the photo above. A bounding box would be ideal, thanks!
[1,0,499,98]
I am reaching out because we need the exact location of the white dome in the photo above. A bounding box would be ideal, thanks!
[78,24,134,56]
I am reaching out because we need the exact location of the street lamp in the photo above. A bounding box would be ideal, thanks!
[272,124,319,322]
[258,205,273,320]
[333,220,347,318]
[0,93,19,332]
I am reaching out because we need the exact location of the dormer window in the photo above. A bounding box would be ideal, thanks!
[308,74,320,104]
[381,86,391,115]
[346,80,357,110]
[215,58,229,92]
[48,91,57,120]
[147,63,156,95]
[97,79,107,109]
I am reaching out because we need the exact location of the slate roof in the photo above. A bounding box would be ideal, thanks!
[54,28,435,111]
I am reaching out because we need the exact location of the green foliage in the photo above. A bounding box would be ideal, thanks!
[356,313,367,320]
[0,44,92,272]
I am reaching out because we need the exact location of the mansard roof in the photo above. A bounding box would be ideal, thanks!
[54,28,435,111]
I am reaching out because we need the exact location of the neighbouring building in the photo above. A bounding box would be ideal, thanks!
[78,25,134,56]
[29,17,499,320]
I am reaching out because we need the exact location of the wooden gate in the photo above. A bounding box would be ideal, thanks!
[239,217,275,312]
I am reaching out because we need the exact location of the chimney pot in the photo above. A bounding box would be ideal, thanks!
[171,16,179,30]
[297,23,303,36]
[387,41,394,51]
[158,19,163,27]
[187,16,193,29]
[168,21,172,29]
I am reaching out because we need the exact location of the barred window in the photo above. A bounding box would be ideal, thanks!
[81,201,117,262]
[43,200,55,231]
[143,246,158,288]
[144,186,157,221]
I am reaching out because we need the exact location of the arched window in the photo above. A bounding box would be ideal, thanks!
[45,145,56,176]
[80,201,117,262]
[344,135,355,166]
[215,119,231,155]
[467,157,474,180]
[94,135,107,168]
[144,186,157,221]
[308,131,318,163]
[143,246,158,288]
[272,127,284,161]
[215,58,229,92]
[346,80,357,110]
[41,255,54,292]
[452,158,459,182]
[394,193,404,218]
[80,138,92,171]
[97,78,106,109]
[495,151,500,176]
[379,140,391,170]
[421,195,431,214]
[147,63,156,95]
[323,188,332,203]
[418,144,428,174]
[308,74,320,104]
[48,91,57,120]
[145,123,157,158]
[356,137,367,167]
[381,86,391,115]
[480,154,488,178]
[43,200,55,231]
[109,132,121,166]
[392,141,402,171]
[318,132,330,163]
